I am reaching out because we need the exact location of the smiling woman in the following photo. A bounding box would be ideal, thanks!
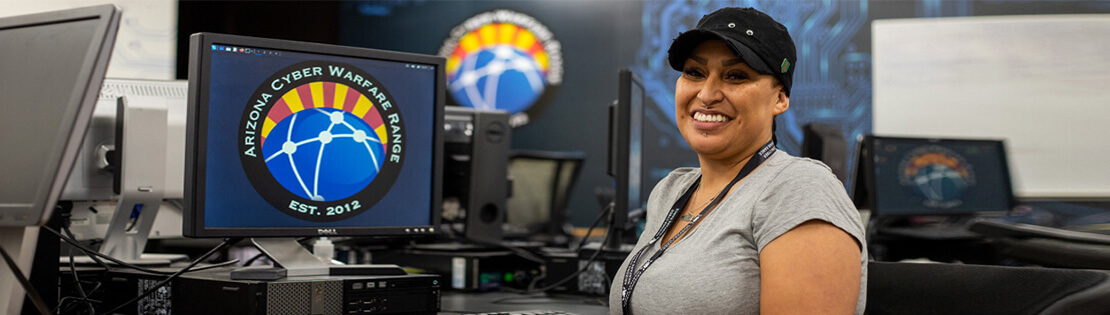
[609,7,868,315]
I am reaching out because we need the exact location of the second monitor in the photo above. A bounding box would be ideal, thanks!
[856,135,1015,217]
[608,69,645,249]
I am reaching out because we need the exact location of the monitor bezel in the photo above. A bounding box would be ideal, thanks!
[184,33,444,238]
[607,68,644,248]
[0,5,120,227]
[860,135,1016,217]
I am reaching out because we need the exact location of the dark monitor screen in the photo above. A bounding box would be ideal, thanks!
[802,123,849,185]
[861,136,1014,216]
[185,33,444,238]
[0,5,120,226]
[610,68,702,247]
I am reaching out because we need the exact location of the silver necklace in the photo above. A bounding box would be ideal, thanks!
[679,188,716,222]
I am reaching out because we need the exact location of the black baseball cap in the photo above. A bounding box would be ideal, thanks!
[667,7,797,96]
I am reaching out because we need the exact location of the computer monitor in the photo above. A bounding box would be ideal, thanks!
[802,123,849,185]
[62,79,190,202]
[185,33,443,277]
[60,79,190,265]
[607,69,700,250]
[856,135,1015,217]
[0,5,121,227]
[0,4,121,313]
[607,69,645,250]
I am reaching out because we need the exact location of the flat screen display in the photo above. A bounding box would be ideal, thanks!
[185,33,443,237]
[0,5,119,226]
[866,136,1014,216]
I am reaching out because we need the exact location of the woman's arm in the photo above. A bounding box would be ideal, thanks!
[760,219,862,314]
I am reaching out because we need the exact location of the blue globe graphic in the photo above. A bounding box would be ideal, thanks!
[449,45,545,114]
[261,107,385,201]
[911,164,969,203]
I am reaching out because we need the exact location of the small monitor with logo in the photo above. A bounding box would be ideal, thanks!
[855,135,1015,217]
[184,33,443,240]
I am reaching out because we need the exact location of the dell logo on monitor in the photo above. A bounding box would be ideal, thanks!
[317,229,338,235]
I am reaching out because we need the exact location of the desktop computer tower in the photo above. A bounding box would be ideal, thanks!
[442,107,511,243]
[59,268,440,315]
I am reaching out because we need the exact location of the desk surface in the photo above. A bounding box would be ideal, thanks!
[440,291,609,315]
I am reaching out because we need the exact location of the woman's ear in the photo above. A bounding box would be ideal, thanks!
[773,89,789,116]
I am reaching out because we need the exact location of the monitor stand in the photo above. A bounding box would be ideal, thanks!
[91,195,184,266]
[62,200,188,267]
[231,238,406,281]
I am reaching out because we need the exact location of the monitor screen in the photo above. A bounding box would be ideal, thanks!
[863,136,1014,216]
[0,5,120,226]
[185,33,443,237]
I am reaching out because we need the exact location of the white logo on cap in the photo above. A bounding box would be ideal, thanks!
[728,22,736,28]
[746,30,754,36]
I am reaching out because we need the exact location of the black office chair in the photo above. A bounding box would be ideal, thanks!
[867,261,1110,314]
[504,150,586,244]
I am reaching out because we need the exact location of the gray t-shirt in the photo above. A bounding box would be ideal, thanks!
[608,152,868,314]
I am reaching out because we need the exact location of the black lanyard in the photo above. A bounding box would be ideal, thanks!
[620,140,776,314]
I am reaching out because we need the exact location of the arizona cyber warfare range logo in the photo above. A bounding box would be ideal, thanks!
[897,146,976,209]
[239,61,404,222]
[439,10,563,127]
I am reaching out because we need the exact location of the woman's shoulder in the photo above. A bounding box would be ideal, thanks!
[763,153,840,187]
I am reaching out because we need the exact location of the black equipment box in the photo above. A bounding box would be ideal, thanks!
[370,244,542,292]
[60,267,440,314]
[543,246,630,296]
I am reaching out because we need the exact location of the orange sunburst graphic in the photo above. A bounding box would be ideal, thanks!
[903,153,969,179]
[445,23,550,78]
[260,81,388,151]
